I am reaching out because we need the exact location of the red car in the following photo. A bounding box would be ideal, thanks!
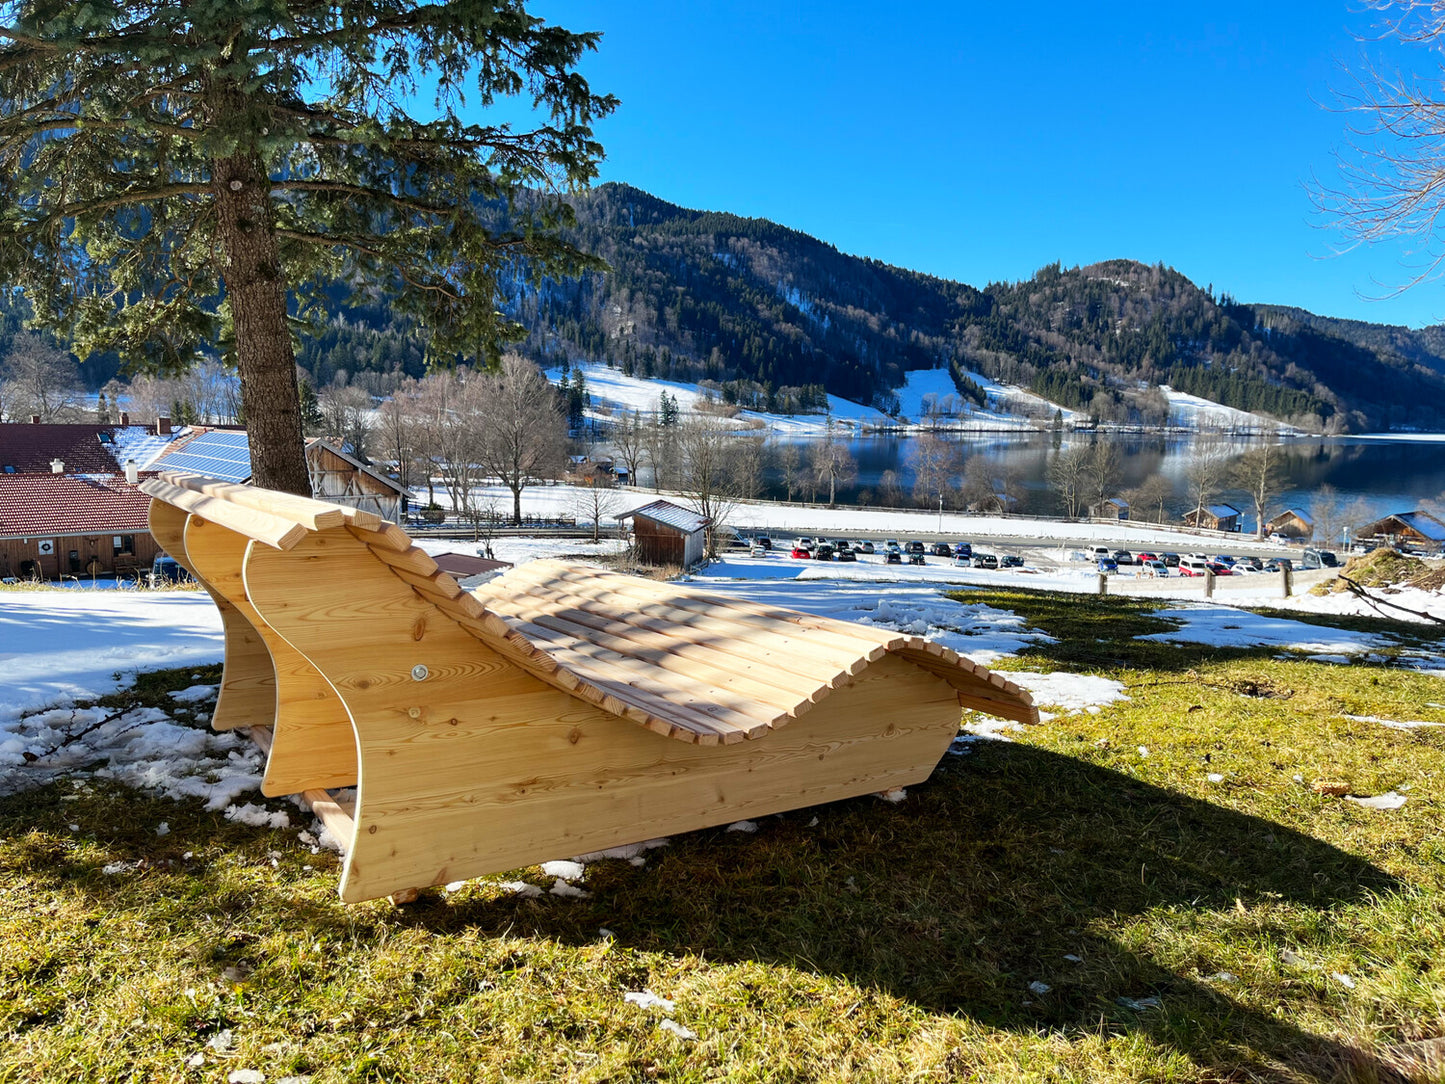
[790,546,810,559]
[1206,561,1234,576]
[1134,552,1158,564]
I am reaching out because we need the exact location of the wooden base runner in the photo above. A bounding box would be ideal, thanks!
[145,472,1037,903]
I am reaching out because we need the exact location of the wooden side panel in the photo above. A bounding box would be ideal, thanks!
[149,501,276,731]
[189,526,358,796]
[173,514,278,732]
[243,529,964,903]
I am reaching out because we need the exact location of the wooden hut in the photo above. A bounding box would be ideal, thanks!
[1092,496,1130,521]
[1267,509,1314,540]
[617,500,709,568]
[1358,510,1445,551]
[1184,503,1242,532]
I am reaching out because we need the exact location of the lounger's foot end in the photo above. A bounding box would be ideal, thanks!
[388,887,422,906]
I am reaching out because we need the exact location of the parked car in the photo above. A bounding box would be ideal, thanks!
[755,536,773,550]
[885,539,901,552]
[907,552,926,566]
[953,542,973,558]
[1206,561,1234,576]
[931,541,953,557]
[1263,557,1293,573]
[1178,557,1210,577]
[1112,549,1134,566]
[857,540,876,554]
[974,553,999,570]
[1303,548,1339,569]
[1096,557,1118,573]
[906,540,926,555]
[1090,545,1112,560]
[954,553,973,567]
[1235,556,1264,572]
[790,546,811,560]
[1134,551,1158,564]
[1140,559,1168,577]
[885,549,903,564]
[1212,554,1237,567]
[1161,552,1181,567]
[815,543,835,561]
[749,544,769,557]
[795,536,816,551]
[150,554,193,586]
[999,554,1024,568]
[837,547,857,562]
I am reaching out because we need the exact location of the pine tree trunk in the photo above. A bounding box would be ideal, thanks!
[212,152,310,496]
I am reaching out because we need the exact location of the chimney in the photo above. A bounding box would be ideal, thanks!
[30,415,39,424]
[50,458,64,474]
[124,459,138,485]
[157,415,171,436]
[119,411,130,426]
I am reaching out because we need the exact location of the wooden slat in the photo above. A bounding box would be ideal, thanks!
[388,566,463,601]
[246,726,356,846]
[500,587,826,714]
[365,543,443,578]
[501,598,813,723]
[488,578,858,691]
[159,471,348,530]
[506,615,770,741]
[142,479,310,550]
[345,522,414,552]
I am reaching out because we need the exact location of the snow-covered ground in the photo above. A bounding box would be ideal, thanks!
[1160,386,1289,433]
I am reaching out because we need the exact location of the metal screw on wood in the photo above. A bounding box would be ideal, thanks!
[411,664,429,681]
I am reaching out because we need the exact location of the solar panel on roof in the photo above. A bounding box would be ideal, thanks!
[152,431,254,483]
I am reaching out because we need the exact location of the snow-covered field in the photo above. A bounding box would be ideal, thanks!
[550,360,1272,436]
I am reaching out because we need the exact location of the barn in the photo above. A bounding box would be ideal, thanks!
[617,500,709,569]
[1267,509,1314,540]
[1184,503,1242,532]
[1357,510,1445,552]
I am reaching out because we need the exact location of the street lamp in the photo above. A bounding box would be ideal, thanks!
[937,493,943,532]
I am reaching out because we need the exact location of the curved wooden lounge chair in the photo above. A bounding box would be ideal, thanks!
[142,471,1037,902]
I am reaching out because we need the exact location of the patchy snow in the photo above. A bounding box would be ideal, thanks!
[540,859,586,881]
[1346,791,1408,811]
[1160,386,1290,433]
[624,991,676,1012]
[1137,604,1399,655]
[170,683,219,704]
[1345,714,1445,731]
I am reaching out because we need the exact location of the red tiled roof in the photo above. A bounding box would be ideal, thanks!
[0,423,138,474]
[0,473,155,538]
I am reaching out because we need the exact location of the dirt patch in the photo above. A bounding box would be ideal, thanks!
[1313,549,1440,595]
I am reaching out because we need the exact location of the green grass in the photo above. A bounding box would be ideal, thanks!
[2,594,1445,1081]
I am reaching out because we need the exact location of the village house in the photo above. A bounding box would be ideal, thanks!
[616,499,709,569]
[1357,510,1445,553]
[1267,509,1314,540]
[1183,503,1243,532]
[150,429,408,522]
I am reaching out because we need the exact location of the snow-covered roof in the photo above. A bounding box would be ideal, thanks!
[1206,504,1241,518]
[616,499,710,534]
[1104,496,1129,508]
[1393,511,1445,541]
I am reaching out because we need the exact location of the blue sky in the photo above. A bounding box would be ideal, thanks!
[528,1,1445,328]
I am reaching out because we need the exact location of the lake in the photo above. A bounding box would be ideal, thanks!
[749,431,1445,539]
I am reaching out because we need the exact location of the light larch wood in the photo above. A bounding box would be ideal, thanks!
[158,471,352,530]
[149,502,276,731]
[144,478,1038,903]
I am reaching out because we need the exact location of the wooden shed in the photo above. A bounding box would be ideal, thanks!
[1184,503,1242,532]
[1267,509,1314,540]
[0,473,159,580]
[1092,496,1129,521]
[617,500,709,568]
[1358,510,1445,551]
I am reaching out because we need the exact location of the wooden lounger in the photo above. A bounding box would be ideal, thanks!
[142,472,1037,903]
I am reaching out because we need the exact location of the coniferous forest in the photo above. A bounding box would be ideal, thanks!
[9,183,1445,432]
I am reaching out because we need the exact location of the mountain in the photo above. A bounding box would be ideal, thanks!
[11,181,1445,432]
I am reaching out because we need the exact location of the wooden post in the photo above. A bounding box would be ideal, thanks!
[1097,572,1108,596]
[1282,566,1293,598]
[1204,569,1215,598]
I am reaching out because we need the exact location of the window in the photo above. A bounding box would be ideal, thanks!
[113,535,134,556]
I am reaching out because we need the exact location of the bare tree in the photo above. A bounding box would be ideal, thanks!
[808,422,857,506]
[411,371,488,522]
[1123,474,1172,524]
[1,334,85,421]
[1085,441,1123,514]
[1047,443,1092,519]
[776,441,804,502]
[319,384,376,461]
[610,409,648,487]
[1313,2,1445,292]
[570,476,623,543]
[1232,435,1285,537]
[878,469,904,508]
[476,354,568,526]
[674,415,761,557]
[1184,439,1231,525]
[910,431,959,509]
[375,379,422,491]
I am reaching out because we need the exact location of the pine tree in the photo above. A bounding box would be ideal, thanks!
[0,1,614,492]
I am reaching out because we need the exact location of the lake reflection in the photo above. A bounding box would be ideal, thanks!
[751,432,1445,531]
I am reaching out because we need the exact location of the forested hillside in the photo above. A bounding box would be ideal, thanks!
[8,182,1445,432]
